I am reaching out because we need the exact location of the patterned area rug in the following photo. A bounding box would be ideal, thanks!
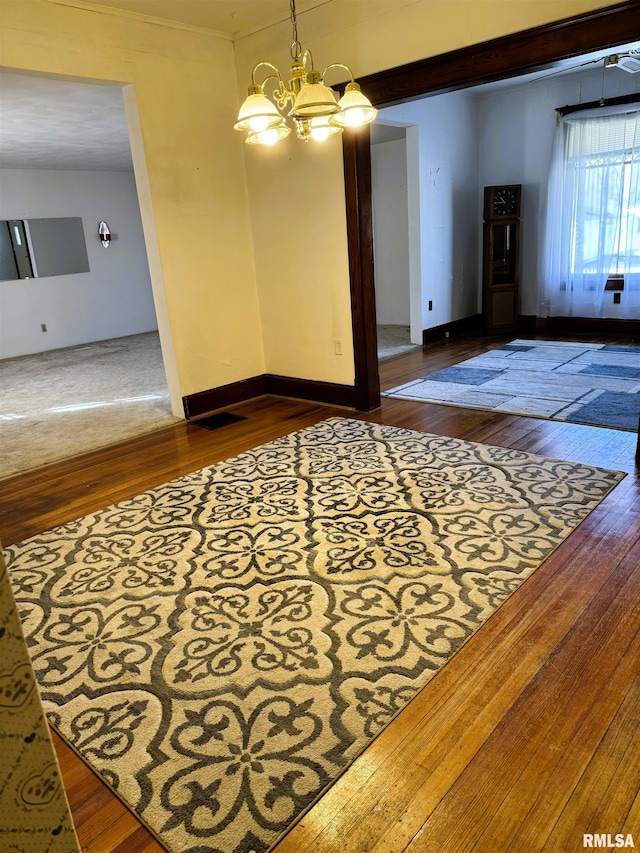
[384,340,640,430]
[4,418,624,853]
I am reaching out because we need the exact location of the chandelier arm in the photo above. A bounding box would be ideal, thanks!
[251,61,284,86]
[250,61,294,109]
[322,62,355,84]
[301,49,317,73]
[273,85,294,111]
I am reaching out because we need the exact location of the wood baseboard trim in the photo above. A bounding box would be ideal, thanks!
[183,374,357,419]
[265,374,358,408]
[183,376,268,419]
[517,315,537,335]
[422,315,482,345]
[536,317,640,336]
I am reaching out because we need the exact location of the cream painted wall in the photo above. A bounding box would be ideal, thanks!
[241,120,355,383]
[234,0,618,386]
[1,0,621,399]
[0,0,264,411]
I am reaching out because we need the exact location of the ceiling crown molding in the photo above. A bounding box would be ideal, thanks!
[44,0,234,40]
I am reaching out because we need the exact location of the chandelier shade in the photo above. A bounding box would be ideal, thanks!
[290,72,339,118]
[245,123,291,145]
[308,115,343,142]
[234,0,377,146]
[330,82,379,128]
[233,86,284,133]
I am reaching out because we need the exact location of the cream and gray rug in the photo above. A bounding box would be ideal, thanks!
[0,331,180,479]
[4,418,624,853]
[384,340,640,430]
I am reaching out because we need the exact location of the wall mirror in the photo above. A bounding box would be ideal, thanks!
[0,217,90,281]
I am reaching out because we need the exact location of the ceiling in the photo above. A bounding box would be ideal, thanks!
[0,73,132,171]
[78,0,325,39]
[0,0,387,171]
[0,1,637,172]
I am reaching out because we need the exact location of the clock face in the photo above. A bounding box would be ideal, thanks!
[492,187,519,216]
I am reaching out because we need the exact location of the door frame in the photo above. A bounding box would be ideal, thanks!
[343,0,640,411]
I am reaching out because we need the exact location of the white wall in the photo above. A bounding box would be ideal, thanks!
[371,64,640,330]
[476,65,640,316]
[375,92,480,332]
[0,169,156,358]
[371,136,410,327]
[3,0,265,416]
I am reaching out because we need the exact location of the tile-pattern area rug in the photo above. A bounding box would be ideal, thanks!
[4,418,624,853]
[384,340,640,431]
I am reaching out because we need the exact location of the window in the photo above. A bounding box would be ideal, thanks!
[570,114,640,277]
[541,108,640,319]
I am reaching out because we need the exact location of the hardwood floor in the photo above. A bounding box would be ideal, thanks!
[1,334,639,853]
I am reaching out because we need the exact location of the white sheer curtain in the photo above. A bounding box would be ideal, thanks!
[540,106,640,318]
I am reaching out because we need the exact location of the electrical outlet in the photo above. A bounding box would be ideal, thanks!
[428,300,433,311]
[41,323,47,332]
[613,292,621,304]
[334,339,343,355]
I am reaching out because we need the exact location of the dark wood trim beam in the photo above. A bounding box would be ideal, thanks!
[343,128,381,412]
[357,1,640,106]
[344,1,640,413]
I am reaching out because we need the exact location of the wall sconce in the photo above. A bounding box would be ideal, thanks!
[98,220,111,247]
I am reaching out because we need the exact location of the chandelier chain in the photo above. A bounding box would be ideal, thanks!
[290,0,302,61]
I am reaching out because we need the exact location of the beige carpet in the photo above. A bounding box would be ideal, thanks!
[0,331,180,480]
[4,418,624,853]
[377,324,420,360]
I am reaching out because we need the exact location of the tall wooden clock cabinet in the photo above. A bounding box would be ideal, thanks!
[482,184,521,335]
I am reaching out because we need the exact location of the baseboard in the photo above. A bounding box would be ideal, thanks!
[183,374,357,419]
[185,315,640,418]
[265,375,358,408]
[536,316,640,336]
[517,315,537,335]
[183,376,268,419]
[420,314,639,343]
[422,314,483,345]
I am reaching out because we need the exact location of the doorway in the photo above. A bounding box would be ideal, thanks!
[0,71,180,474]
[371,122,423,361]
[343,1,640,411]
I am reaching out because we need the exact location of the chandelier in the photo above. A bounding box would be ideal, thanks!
[234,0,378,146]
